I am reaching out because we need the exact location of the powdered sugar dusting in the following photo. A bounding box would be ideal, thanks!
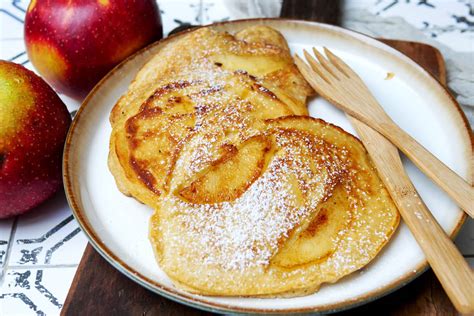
[162,129,346,271]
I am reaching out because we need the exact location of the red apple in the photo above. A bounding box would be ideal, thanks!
[0,60,71,218]
[25,0,162,100]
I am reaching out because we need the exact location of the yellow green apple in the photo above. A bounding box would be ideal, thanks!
[0,60,71,218]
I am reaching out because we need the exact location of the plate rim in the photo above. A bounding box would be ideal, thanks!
[63,18,472,314]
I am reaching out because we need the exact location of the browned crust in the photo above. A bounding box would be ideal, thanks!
[266,115,366,148]
[124,107,163,195]
[129,159,159,195]
[252,82,277,99]
[234,69,295,113]
[142,81,193,110]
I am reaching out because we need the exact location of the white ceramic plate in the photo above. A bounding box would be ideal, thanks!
[63,19,472,314]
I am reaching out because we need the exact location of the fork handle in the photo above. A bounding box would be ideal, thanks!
[353,118,474,314]
[372,120,474,218]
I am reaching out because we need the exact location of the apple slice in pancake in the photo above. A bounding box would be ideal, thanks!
[178,135,274,204]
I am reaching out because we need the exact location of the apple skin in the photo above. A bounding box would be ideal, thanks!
[0,60,71,218]
[25,0,162,100]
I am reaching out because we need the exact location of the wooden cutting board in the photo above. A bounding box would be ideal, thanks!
[62,1,453,314]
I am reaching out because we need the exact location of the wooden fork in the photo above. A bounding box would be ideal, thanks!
[353,118,474,314]
[295,48,474,219]
[296,48,474,314]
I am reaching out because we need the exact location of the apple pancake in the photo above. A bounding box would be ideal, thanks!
[108,26,399,297]
[149,116,398,296]
[108,26,314,208]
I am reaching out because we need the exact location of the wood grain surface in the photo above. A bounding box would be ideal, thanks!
[62,0,460,314]
[280,0,341,25]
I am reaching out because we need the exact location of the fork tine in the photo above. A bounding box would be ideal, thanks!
[323,47,354,78]
[294,54,330,88]
[302,49,332,84]
[312,47,340,79]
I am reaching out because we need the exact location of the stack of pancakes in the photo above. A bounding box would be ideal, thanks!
[108,26,399,296]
